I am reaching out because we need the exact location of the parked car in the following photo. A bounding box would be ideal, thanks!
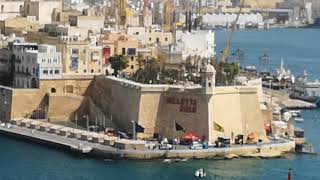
[159,138,173,150]
[215,137,231,148]
[190,141,203,149]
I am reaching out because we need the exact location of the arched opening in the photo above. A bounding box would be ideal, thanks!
[65,85,74,93]
[51,88,56,93]
[105,69,109,75]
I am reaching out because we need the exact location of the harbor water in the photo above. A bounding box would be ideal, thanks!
[1,28,320,179]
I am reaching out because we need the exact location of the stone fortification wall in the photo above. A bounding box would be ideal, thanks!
[87,76,143,132]
[11,88,43,119]
[210,87,267,143]
[156,90,209,140]
[8,78,93,121]
[47,93,84,123]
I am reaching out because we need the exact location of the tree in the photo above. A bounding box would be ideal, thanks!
[136,53,144,70]
[132,57,160,84]
[109,55,129,77]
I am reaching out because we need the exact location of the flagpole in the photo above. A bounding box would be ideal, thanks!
[132,120,136,140]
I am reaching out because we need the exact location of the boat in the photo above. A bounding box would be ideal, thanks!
[294,118,304,123]
[290,71,320,108]
[289,110,301,117]
[194,168,206,178]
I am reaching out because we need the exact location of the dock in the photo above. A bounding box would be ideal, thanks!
[0,119,296,160]
[263,88,317,109]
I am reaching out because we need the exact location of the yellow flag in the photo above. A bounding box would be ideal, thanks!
[214,121,225,132]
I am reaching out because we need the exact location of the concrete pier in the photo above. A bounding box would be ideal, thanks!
[0,119,296,160]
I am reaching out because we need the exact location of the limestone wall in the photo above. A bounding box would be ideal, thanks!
[87,76,142,131]
[39,78,93,95]
[87,77,267,143]
[239,92,266,141]
[210,87,267,143]
[8,78,93,121]
[210,88,243,143]
[47,93,84,123]
[156,90,209,140]
[138,92,162,137]
[11,88,43,119]
[0,86,13,122]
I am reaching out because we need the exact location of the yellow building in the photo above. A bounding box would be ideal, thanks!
[57,37,103,76]
[100,33,139,75]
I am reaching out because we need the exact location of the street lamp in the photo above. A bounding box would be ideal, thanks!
[131,120,136,140]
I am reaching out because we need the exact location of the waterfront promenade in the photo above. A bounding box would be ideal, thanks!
[0,119,295,160]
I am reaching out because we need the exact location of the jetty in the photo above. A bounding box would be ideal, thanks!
[263,88,317,109]
[0,119,296,160]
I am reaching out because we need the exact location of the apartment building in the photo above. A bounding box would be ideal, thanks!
[13,43,62,88]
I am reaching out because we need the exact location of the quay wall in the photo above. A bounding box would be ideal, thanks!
[0,125,295,161]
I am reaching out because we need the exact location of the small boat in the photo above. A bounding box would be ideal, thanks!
[294,118,304,123]
[194,168,206,178]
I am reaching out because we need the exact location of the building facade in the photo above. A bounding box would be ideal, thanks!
[23,0,62,25]
[57,37,104,76]
[13,43,62,88]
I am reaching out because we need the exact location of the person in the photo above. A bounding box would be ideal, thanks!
[174,138,178,149]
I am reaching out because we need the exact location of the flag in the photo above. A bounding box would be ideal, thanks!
[175,122,185,132]
[213,121,225,132]
[135,122,145,133]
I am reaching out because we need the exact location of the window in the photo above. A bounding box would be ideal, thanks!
[33,68,35,74]
[71,49,79,54]
[149,37,151,41]
[54,70,59,74]
[43,70,48,74]
[53,59,57,63]
[156,38,160,43]
[98,69,101,73]
[208,83,211,87]
[127,48,136,56]
[122,48,126,55]
[91,69,94,73]
[1,5,4,13]
[131,65,134,69]
[131,56,134,61]
[84,69,87,73]
[135,32,139,35]
[165,37,168,41]
[50,70,53,74]
[42,59,45,63]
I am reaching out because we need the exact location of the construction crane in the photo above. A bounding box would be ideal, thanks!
[219,0,245,64]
